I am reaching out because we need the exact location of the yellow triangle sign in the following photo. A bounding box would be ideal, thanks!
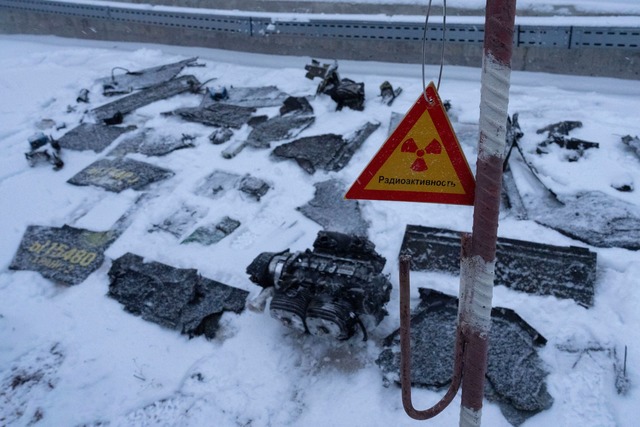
[345,82,475,205]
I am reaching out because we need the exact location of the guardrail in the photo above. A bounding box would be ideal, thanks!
[2,0,639,49]
[1,0,638,78]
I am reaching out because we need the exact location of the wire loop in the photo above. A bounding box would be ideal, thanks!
[422,0,447,103]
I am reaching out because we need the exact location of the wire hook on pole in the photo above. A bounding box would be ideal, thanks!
[399,254,465,420]
[421,0,447,104]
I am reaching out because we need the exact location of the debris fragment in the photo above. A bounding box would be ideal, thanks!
[209,127,234,145]
[200,85,289,109]
[25,132,63,170]
[149,204,209,238]
[615,346,630,396]
[379,81,402,106]
[108,253,249,339]
[109,131,196,157]
[9,225,117,285]
[504,114,640,250]
[377,288,553,426]
[97,57,199,96]
[401,224,597,307]
[0,343,65,426]
[622,134,640,158]
[91,75,200,124]
[535,119,598,160]
[304,59,365,111]
[272,121,380,174]
[194,170,271,201]
[297,179,369,236]
[57,123,136,153]
[76,88,89,103]
[219,96,316,159]
[166,103,256,128]
[247,96,315,148]
[67,158,173,193]
[182,216,241,245]
[247,231,392,341]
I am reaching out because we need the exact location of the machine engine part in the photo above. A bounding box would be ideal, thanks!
[247,231,392,340]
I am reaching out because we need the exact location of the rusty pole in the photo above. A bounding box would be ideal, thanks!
[459,0,516,426]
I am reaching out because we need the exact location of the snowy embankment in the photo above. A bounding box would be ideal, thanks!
[1,34,639,426]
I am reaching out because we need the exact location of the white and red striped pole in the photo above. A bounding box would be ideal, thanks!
[459,0,517,426]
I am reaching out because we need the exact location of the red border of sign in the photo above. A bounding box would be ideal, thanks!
[345,84,476,205]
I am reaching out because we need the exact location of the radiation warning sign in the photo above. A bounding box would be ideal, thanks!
[345,82,475,205]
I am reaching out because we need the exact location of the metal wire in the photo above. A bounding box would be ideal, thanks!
[421,0,447,102]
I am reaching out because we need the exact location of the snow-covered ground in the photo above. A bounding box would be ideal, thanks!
[1,23,640,427]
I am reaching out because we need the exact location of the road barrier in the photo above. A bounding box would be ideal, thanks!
[1,0,638,78]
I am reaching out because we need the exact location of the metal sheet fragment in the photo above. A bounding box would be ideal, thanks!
[91,75,200,124]
[400,224,597,307]
[108,253,249,338]
[297,179,369,236]
[272,121,380,174]
[377,288,552,426]
[57,123,136,153]
[67,158,174,193]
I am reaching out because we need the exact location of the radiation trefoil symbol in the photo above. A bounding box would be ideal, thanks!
[401,137,442,172]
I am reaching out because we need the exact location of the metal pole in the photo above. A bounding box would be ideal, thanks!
[459,0,516,426]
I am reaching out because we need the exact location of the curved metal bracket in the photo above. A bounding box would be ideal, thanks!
[399,254,465,420]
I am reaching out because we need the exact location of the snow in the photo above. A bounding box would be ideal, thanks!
[1,10,640,427]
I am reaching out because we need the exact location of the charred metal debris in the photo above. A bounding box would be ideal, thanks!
[194,170,271,202]
[272,121,380,174]
[535,119,599,161]
[401,224,597,307]
[109,131,196,157]
[67,158,174,193]
[377,288,553,426]
[503,113,640,250]
[297,179,369,236]
[108,253,249,339]
[25,132,63,170]
[92,74,201,125]
[379,81,403,106]
[247,231,392,341]
[97,57,201,96]
[57,123,136,153]
[304,59,365,111]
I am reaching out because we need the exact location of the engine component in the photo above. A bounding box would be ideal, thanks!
[247,231,392,340]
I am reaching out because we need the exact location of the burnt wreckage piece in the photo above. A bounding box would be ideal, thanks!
[379,81,403,106]
[247,231,392,341]
[503,114,640,250]
[220,96,316,159]
[109,131,195,157]
[97,57,200,96]
[91,75,201,125]
[182,216,241,246]
[10,225,118,286]
[535,120,599,160]
[297,179,369,236]
[108,253,249,339]
[199,85,290,109]
[401,224,597,307]
[272,121,380,174]
[25,132,63,170]
[305,59,365,111]
[377,288,552,426]
[622,134,640,159]
[194,170,270,201]
[57,123,136,153]
[68,158,174,193]
[166,103,257,129]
